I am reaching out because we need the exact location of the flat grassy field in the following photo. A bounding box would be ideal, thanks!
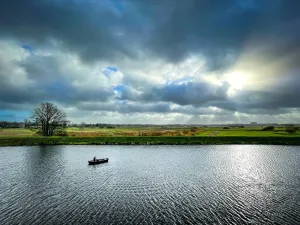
[65,126,299,138]
[0,126,298,137]
[0,128,37,137]
[0,126,299,146]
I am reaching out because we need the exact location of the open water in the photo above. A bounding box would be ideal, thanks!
[1,145,300,224]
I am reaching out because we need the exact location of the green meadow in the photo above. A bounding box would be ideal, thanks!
[0,126,299,146]
[196,126,298,137]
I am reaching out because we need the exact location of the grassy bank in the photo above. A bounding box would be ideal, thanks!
[1,136,300,146]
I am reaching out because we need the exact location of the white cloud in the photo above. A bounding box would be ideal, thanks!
[1,37,300,124]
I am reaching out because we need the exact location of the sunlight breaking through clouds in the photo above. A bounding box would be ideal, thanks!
[0,0,300,123]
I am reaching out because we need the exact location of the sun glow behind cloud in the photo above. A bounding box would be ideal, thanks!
[0,0,300,124]
[225,72,248,96]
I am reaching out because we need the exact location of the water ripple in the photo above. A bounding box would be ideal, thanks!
[1,145,300,224]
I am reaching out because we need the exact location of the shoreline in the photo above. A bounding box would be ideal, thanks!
[1,136,300,146]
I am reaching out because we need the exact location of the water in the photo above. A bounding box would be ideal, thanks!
[1,145,300,225]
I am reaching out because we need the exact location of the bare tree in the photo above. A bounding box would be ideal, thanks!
[80,122,86,130]
[32,102,67,136]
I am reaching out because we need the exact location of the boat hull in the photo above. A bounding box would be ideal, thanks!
[88,158,109,165]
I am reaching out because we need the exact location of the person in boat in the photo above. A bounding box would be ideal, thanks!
[94,156,96,161]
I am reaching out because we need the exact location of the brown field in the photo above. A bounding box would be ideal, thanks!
[0,126,299,138]
[67,129,200,137]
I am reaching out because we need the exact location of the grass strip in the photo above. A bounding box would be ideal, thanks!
[1,136,300,146]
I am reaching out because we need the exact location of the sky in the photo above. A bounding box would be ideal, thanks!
[0,0,300,124]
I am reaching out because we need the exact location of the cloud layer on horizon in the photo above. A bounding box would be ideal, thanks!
[0,0,300,124]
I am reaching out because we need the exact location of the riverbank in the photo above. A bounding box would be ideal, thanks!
[1,136,300,146]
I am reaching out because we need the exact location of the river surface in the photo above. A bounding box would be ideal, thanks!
[1,145,300,225]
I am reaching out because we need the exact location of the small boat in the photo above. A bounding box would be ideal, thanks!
[88,158,109,165]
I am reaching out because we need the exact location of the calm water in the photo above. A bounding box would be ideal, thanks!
[1,145,300,225]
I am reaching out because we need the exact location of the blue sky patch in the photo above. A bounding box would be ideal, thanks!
[0,110,30,122]
[107,66,118,72]
[110,0,124,13]
[103,66,118,77]
[21,44,34,53]
[114,84,125,93]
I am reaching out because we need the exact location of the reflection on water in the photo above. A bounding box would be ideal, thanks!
[1,145,300,224]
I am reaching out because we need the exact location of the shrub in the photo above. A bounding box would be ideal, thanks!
[261,126,275,131]
[286,126,299,134]
[223,127,230,129]
[191,127,197,132]
[35,130,43,136]
[54,129,68,136]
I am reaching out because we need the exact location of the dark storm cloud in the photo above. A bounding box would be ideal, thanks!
[228,77,300,112]
[135,0,300,70]
[0,0,300,120]
[141,81,230,106]
[0,0,143,62]
[115,74,300,114]
[76,102,172,114]
[114,79,231,106]
[76,101,231,116]
[201,73,300,114]
[0,78,113,106]
[1,0,299,69]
